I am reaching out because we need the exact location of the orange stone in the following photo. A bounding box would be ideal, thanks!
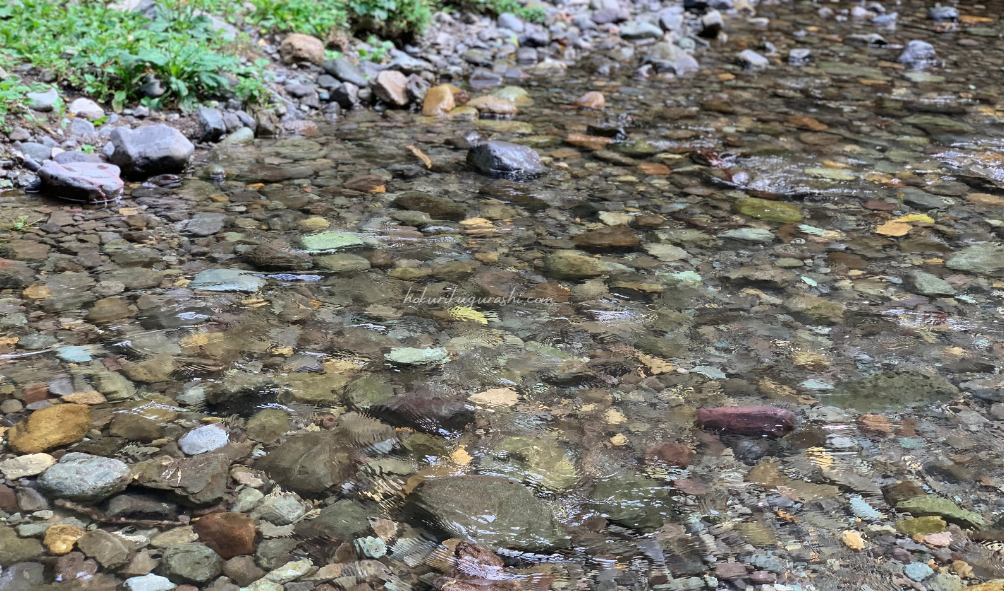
[638,162,671,175]
[575,91,605,110]
[566,133,614,150]
[422,85,456,117]
[785,115,829,131]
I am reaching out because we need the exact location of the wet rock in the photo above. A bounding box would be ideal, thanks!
[246,409,291,444]
[344,376,395,410]
[256,431,355,494]
[734,197,801,223]
[299,231,364,251]
[784,294,844,324]
[902,114,971,135]
[7,403,91,453]
[544,250,625,279]
[122,354,176,383]
[55,551,99,582]
[193,513,257,559]
[224,556,266,587]
[738,49,770,70]
[109,125,195,179]
[293,498,372,542]
[38,452,131,502]
[38,161,124,203]
[385,347,449,365]
[946,244,1004,274]
[220,127,255,146]
[575,91,605,110]
[314,253,370,272]
[928,5,958,21]
[196,108,226,143]
[697,406,796,437]
[244,241,312,271]
[467,141,545,180]
[134,453,233,506]
[280,34,325,65]
[178,424,230,455]
[189,269,265,292]
[374,71,409,107]
[589,472,672,532]
[408,476,568,551]
[374,385,473,434]
[0,524,44,566]
[897,516,947,536]
[828,371,959,411]
[899,40,937,69]
[0,562,44,591]
[161,543,224,584]
[77,529,132,568]
[895,496,985,529]
[905,270,956,296]
[393,191,467,221]
[573,226,640,251]
[87,297,137,323]
[106,494,178,520]
[466,96,518,116]
[620,20,663,39]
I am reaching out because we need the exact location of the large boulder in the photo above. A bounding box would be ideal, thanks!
[407,476,568,551]
[467,141,545,180]
[109,124,194,179]
[37,161,124,203]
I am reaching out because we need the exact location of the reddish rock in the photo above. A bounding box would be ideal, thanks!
[714,562,748,580]
[193,512,257,559]
[55,551,99,581]
[0,483,17,513]
[646,443,693,468]
[696,406,796,437]
[22,383,49,404]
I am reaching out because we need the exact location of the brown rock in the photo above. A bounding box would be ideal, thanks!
[646,443,693,467]
[696,406,796,437]
[573,225,640,250]
[565,133,614,150]
[76,529,131,568]
[466,96,518,116]
[86,297,137,323]
[882,480,925,506]
[785,114,828,131]
[55,552,99,581]
[858,414,893,433]
[121,354,175,383]
[280,34,326,65]
[223,555,266,587]
[0,483,16,513]
[422,85,457,116]
[8,404,92,453]
[374,71,409,107]
[575,91,605,110]
[193,513,258,559]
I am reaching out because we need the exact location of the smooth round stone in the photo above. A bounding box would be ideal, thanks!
[38,452,131,502]
[125,573,177,591]
[177,424,229,455]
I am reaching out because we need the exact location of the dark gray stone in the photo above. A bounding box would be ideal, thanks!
[109,124,195,179]
[322,58,369,87]
[0,561,44,591]
[467,141,545,180]
[899,40,936,69]
[19,142,51,162]
[196,108,226,143]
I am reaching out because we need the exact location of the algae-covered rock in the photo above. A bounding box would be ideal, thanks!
[827,371,959,411]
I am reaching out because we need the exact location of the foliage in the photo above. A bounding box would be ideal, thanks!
[12,215,43,231]
[242,0,347,39]
[350,0,433,39]
[0,76,30,116]
[447,0,546,23]
[0,0,270,111]
[357,36,395,63]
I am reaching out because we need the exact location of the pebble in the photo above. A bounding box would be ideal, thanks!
[177,424,230,455]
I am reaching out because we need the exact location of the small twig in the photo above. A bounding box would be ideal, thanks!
[55,499,187,528]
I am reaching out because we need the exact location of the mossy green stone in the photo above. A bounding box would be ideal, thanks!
[896,496,985,529]
[344,375,395,409]
[902,114,972,135]
[246,408,291,444]
[734,197,802,223]
[896,516,947,536]
[828,371,959,412]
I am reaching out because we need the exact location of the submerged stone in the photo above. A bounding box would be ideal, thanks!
[827,371,959,411]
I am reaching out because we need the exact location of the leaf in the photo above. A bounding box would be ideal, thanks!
[875,221,911,237]
[893,213,934,224]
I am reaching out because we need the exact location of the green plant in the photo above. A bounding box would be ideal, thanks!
[12,215,43,231]
[0,76,30,116]
[357,36,395,63]
[350,0,433,38]
[451,0,545,22]
[242,0,347,38]
[0,0,272,110]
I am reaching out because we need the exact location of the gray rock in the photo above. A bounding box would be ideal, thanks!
[497,12,524,32]
[316,74,340,89]
[905,270,956,297]
[374,70,409,107]
[738,49,770,70]
[928,5,958,21]
[293,499,376,540]
[184,213,226,237]
[322,58,369,87]
[177,424,229,455]
[331,83,360,109]
[26,87,59,112]
[69,118,96,137]
[699,9,723,37]
[658,8,684,32]
[37,160,124,203]
[468,68,503,91]
[467,141,545,180]
[38,452,132,502]
[515,47,538,64]
[947,244,1004,275]
[256,430,356,494]
[189,269,266,292]
[252,493,305,525]
[68,97,103,120]
[196,107,226,143]
[109,124,195,179]
[219,127,255,146]
[222,112,241,133]
[19,142,51,162]
[620,20,664,39]
[592,7,629,24]
[788,48,813,66]
[7,127,30,141]
[588,473,673,532]
[140,75,166,98]
[0,561,45,591]
[408,476,568,551]
[54,150,102,165]
[160,543,223,584]
[899,40,936,69]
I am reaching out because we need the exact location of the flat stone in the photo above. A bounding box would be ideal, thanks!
[385,347,448,365]
[178,424,230,455]
[38,161,124,203]
[189,269,265,292]
[0,453,56,480]
[467,141,545,180]
[160,543,224,584]
[7,404,91,453]
[299,231,365,252]
[125,574,177,591]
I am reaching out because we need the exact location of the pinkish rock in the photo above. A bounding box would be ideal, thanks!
[713,562,748,580]
[37,161,123,203]
[696,406,796,437]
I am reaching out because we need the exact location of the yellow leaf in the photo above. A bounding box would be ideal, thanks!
[876,221,911,236]
[893,213,934,223]
[406,144,433,169]
[449,306,488,325]
[118,207,139,216]
[450,445,472,465]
